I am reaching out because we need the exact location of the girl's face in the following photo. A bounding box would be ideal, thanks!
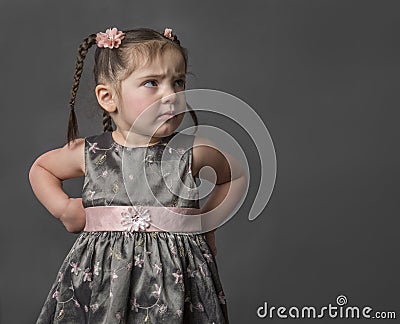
[113,48,187,139]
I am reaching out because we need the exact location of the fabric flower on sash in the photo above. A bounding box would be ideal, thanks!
[121,206,151,231]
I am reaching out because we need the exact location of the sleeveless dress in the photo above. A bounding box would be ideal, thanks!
[35,131,229,324]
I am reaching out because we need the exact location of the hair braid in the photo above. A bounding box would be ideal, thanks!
[166,33,199,130]
[67,34,97,145]
[103,110,113,132]
[186,103,199,132]
[171,34,181,46]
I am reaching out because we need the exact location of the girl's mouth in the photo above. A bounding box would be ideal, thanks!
[158,112,176,119]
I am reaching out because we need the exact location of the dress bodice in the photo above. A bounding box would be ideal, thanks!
[82,131,200,209]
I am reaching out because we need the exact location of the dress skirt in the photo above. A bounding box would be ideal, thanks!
[36,231,229,323]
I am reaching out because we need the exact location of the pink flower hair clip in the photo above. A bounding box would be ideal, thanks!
[96,27,125,49]
[163,27,176,41]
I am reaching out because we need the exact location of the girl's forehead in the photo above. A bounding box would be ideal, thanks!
[132,50,186,77]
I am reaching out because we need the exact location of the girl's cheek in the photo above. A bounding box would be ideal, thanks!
[140,99,159,114]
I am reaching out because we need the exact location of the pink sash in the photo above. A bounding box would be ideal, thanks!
[83,206,202,233]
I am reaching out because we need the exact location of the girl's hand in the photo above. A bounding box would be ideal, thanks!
[205,230,218,257]
[59,198,86,233]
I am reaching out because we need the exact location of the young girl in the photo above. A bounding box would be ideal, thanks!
[30,26,246,323]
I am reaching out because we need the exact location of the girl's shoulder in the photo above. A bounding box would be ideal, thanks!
[57,133,106,178]
[62,138,86,177]
[192,135,245,184]
[191,135,231,184]
[34,137,86,181]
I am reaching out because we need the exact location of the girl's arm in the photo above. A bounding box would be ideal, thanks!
[29,139,86,233]
[192,136,248,256]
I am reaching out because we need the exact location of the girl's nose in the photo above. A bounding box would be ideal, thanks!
[160,89,177,105]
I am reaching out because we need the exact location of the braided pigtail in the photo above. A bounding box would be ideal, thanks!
[186,103,199,133]
[174,41,199,133]
[67,34,97,146]
[162,29,198,133]
[171,35,181,46]
[103,110,113,132]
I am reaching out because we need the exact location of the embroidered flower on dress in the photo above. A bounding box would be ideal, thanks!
[153,263,163,275]
[130,297,140,312]
[159,304,168,314]
[169,242,177,255]
[113,143,122,152]
[186,266,195,278]
[70,262,81,275]
[172,269,183,284]
[177,147,186,155]
[84,305,89,312]
[52,290,59,300]
[83,268,92,282]
[176,308,183,318]
[111,270,118,281]
[96,27,125,49]
[88,142,99,153]
[151,283,161,297]
[121,206,151,232]
[144,154,154,163]
[203,252,214,263]
[199,262,207,278]
[93,261,101,276]
[88,190,95,199]
[195,302,204,312]
[134,254,144,268]
[90,303,99,312]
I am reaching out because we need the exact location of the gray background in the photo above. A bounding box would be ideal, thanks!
[1,0,399,323]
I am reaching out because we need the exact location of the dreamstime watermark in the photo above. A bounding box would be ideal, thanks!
[257,295,397,320]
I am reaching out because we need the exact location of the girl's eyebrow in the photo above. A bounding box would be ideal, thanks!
[137,73,186,80]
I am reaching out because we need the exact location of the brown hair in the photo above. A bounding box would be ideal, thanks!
[66,27,198,146]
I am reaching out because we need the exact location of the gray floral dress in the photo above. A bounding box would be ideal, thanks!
[36,131,229,324]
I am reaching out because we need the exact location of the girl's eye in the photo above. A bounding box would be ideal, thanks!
[144,80,158,87]
[143,79,185,88]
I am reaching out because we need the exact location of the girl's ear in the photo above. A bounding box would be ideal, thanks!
[95,84,117,113]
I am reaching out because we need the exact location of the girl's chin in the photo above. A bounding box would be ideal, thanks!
[153,122,179,135]
[129,117,181,137]
[160,116,180,125]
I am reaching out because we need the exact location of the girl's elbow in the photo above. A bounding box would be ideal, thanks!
[62,220,83,234]
[28,161,41,185]
[66,225,82,234]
